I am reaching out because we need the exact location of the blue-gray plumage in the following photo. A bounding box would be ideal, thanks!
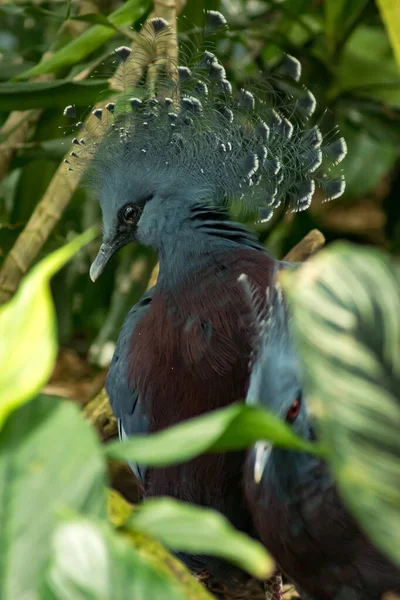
[107,286,154,484]
[66,10,348,593]
[244,282,400,599]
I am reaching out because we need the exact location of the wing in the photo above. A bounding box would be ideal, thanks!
[105,286,155,484]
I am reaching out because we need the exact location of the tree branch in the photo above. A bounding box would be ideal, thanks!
[283,229,325,262]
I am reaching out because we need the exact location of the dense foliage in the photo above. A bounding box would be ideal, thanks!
[0,0,399,598]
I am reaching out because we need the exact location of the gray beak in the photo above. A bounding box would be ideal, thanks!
[90,242,115,282]
[253,440,273,484]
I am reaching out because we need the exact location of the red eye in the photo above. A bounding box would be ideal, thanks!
[123,205,139,223]
[286,395,302,422]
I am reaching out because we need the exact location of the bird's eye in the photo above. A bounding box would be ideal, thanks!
[123,204,140,223]
[286,394,302,423]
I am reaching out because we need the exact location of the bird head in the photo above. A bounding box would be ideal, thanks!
[63,11,347,282]
[87,156,191,281]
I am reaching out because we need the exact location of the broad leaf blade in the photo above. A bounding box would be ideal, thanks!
[376,0,400,70]
[0,228,95,430]
[0,395,107,600]
[284,243,400,566]
[129,498,274,579]
[46,518,211,600]
[104,403,320,466]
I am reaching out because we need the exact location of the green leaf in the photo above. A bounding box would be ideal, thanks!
[104,403,321,466]
[376,0,400,70]
[0,228,95,431]
[339,123,399,197]
[130,498,274,579]
[0,395,107,600]
[46,518,212,600]
[15,0,150,80]
[69,14,117,28]
[284,243,400,566]
[0,79,110,111]
[325,0,369,56]
[334,26,400,107]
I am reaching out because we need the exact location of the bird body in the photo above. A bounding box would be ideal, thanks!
[126,244,276,499]
[244,286,400,599]
[108,215,278,574]
[247,454,400,600]
[66,9,347,591]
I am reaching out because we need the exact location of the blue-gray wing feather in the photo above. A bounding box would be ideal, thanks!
[106,286,155,484]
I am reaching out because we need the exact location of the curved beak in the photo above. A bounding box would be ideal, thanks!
[90,242,115,282]
[253,441,273,484]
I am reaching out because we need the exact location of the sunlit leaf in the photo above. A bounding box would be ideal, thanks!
[376,0,400,70]
[46,518,212,600]
[104,403,321,467]
[0,228,95,430]
[284,243,400,566]
[0,395,107,600]
[130,498,274,579]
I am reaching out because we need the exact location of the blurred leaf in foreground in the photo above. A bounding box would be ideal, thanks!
[46,517,212,600]
[376,0,400,70]
[108,488,273,580]
[0,395,107,600]
[0,228,96,431]
[284,242,400,566]
[129,497,274,580]
[104,403,321,467]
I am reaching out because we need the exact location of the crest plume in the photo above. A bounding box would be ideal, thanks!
[64,11,346,220]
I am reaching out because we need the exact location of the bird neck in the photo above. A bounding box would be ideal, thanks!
[155,201,263,289]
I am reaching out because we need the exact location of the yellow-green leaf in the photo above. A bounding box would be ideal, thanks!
[130,498,274,579]
[0,228,96,430]
[104,403,321,467]
[376,0,400,70]
[107,490,273,580]
[47,518,212,600]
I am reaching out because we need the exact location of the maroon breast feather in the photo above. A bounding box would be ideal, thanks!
[128,248,276,529]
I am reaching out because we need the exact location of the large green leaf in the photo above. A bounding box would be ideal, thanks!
[129,498,274,579]
[0,228,95,431]
[334,26,400,107]
[104,403,321,466]
[284,243,400,566]
[16,0,150,80]
[46,518,212,600]
[325,0,369,56]
[0,395,107,600]
[0,79,110,111]
[376,0,400,70]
